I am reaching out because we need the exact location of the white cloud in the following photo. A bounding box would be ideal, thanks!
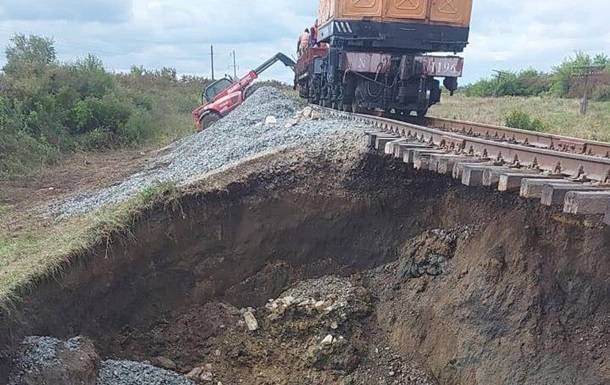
[464,0,610,81]
[0,0,132,23]
[0,0,607,84]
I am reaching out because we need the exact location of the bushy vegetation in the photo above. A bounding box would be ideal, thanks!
[0,34,209,179]
[504,110,545,132]
[464,52,610,100]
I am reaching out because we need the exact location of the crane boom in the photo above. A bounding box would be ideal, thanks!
[254,53,296,75]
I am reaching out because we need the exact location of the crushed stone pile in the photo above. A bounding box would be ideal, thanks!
[49,87,370,218]
[8,336,99,385]
[98,360,194,385]
[9,336,194,385]
[160,276,438,385]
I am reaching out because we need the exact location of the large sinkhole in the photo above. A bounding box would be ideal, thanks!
[2,150,609,385]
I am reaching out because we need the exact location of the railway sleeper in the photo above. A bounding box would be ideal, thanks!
[364,127,610,225]
[366,132,398,148]
[461,165,517,187]
[540,184,609,206]
[412,150,452,171]
[431,155,474,175]
[405,148,446,166]
[452,161,491,180]
[498,174,561,192]
[376,136,401,151]
[394,143,432,159]
[520,179,580,199]
[564,191,610,215]
[384,139,409,156]
[482,168,541,188]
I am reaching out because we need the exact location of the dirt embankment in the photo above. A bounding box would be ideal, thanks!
[1,146,608,385]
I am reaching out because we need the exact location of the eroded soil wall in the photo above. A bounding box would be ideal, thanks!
[1,151,609,385]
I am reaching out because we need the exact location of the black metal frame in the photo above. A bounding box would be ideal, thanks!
[296,47,446,116]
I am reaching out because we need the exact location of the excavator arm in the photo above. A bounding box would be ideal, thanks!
[254,53,296,76]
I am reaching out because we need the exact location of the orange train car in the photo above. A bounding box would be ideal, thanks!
[296,0,474,116]
[318,0,472,52]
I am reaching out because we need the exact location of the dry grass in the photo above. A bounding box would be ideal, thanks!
[0,182,179,308]
[430,95,610,142]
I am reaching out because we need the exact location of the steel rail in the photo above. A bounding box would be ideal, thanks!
[319,107,610,183]
[424,116,610,158]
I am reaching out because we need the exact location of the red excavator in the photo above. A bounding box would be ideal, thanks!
[192,53,296,131]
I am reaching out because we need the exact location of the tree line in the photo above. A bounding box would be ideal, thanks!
[463,52,610,100]
[0,34,209,179]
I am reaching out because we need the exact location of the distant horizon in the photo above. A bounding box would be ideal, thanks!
[1,36,604,88]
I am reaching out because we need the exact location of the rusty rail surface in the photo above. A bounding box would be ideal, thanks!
[319,107,610,183]
[425,116,610,158]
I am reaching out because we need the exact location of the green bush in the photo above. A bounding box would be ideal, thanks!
[464,69,552,98]
[551,52,610,98]
[0,33,209,178]
[464,52,609,99]
[591,85,610,101]
[505,110,545,132]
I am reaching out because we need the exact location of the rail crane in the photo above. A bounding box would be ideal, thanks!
[296,0,473,117]
[193,0,473,129]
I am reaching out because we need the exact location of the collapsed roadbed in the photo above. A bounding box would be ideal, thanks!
[2,142,609,385]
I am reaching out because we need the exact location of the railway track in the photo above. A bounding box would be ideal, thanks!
[424,116,610,159]
[317,106,610,225]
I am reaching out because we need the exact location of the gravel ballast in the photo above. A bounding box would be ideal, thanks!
[10,337,195,385]
[98,360,194,385]
[49,87,369,218]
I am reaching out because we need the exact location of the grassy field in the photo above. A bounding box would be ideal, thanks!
[0,183,179,307]
[430,95,610,142]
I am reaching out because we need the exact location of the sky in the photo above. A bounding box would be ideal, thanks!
[0,0,608,84]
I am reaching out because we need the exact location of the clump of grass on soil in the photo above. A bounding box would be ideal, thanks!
[0,182,179,308]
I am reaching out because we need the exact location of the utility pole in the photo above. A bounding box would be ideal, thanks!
[210,45,215,81]
[575,65,604,115]
[232,50,237,79]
